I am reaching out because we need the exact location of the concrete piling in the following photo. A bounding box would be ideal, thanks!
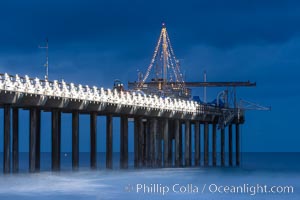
[156,120,162,167]
[12,108,19,173]
[229,124,233,166]
[138,118,144,166]
[184,120,191,167]
[194,121,200,166]
[29,108,37,172]
[236,124,240,166]
[72,111,79,170]
[90,112,97,169]
[144,120,149,166]
[212,124,217,166]
[168,120,173,167]
[52,109,61,171]
[163,118,169,167]
[3,105,11,173]
[106,115,113,169]
[134,117,139,168]
[120,115,128,169]
[221,128,225,166]
[204,122,209,166]
[179,122,183,167]
[35,109,41,171]
[174,119,181,167]
[149,118,157,167]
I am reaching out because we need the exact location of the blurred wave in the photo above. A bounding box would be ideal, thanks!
[0,153,299,200]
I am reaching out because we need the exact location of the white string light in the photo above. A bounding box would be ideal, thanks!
[0,73,201,114]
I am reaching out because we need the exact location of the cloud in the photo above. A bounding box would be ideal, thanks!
[1,0,300,55]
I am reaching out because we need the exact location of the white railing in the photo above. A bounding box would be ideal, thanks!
[0,73,201,114]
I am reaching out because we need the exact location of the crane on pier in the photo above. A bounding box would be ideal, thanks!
[128,23,255,99]
[127,23,269,129]
[129,23,190,98]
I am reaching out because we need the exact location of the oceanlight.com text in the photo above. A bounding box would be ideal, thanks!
[126,183,294,196]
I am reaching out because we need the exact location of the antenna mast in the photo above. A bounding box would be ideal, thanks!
[161,23,168,84]
[204,70,207,103]
[39,38,49,81]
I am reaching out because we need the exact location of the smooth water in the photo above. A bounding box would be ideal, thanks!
[0,153,299,200]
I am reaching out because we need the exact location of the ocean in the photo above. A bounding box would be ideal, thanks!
[0,152,299,200]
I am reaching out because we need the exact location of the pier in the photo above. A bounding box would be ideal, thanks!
[0,24,259,173]
[0,73,246,173]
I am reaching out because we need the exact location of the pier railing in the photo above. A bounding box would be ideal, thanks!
[0,73,202,114]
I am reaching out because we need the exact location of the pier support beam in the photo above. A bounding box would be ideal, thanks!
[106,115,113,169]
[229,124,233,166]
[134,117,139,168]
[174,119,181,167]
[185,120,191,167]
[168,121,173,167]
[72,111,79,170]
[163,119,169,167]
[120,116,128,169]
[90,112,97,169]
[236,124,240,166]
[194,121,200,166]
[147,120,152,166]
[221,128,225,166]
[138,118,144,166]
[3,104,11,173]
[212,124,217,166]
[156,120,162,167]
[29,108,41,172]
[149,118,157,167]
[52,110,61,171]
[29,108,37,172]
[12,108,19,173]
[204,122,209,166]
[35,109,41,171]
[179,122,183,166]
[143,120,149,166]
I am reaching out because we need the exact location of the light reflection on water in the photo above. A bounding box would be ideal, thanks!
[0,153,299,200]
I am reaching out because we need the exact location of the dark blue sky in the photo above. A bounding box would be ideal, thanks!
[0,0,299,152]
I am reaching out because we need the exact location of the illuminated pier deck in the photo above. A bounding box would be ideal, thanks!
[0,73,243,173]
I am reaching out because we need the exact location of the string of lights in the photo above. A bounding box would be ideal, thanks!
[138,24,186,90]
[0,73,200,114]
